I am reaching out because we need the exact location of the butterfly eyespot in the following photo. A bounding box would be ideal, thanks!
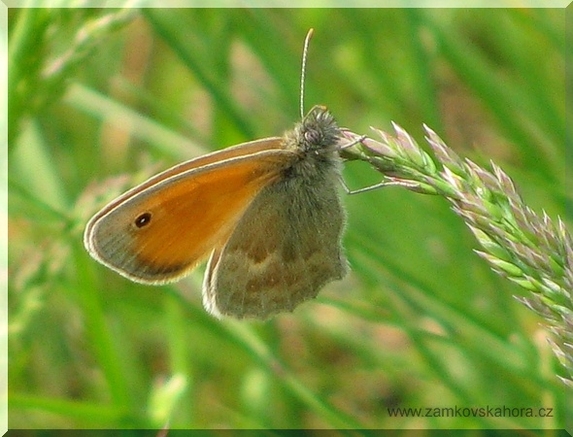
[134,212,152,228]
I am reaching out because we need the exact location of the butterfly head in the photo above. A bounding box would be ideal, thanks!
[286,105,341,155]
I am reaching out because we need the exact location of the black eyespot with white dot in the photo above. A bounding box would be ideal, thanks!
[134,212,152,228]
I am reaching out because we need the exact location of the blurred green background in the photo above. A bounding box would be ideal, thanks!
[8,7,571,431]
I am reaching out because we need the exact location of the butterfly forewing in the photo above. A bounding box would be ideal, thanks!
[85,142,294,284]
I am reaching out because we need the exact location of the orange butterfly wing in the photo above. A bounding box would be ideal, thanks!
[84,138,294,284]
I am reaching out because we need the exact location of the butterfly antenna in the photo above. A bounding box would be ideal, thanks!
[300,28,314,119]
